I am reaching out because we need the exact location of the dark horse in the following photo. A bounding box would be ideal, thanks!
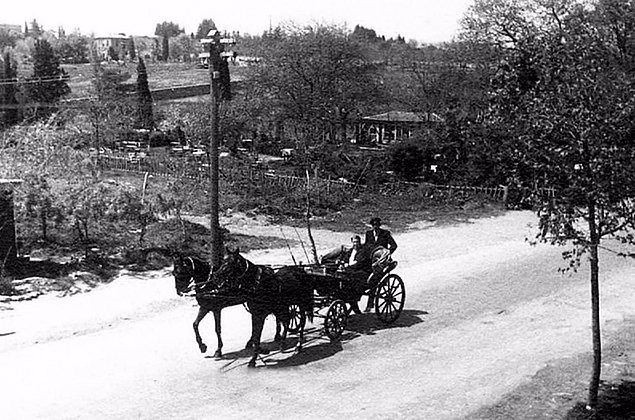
[214,247,314,368]
[173,254,248,358]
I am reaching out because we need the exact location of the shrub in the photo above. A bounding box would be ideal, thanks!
[390,141,425,181]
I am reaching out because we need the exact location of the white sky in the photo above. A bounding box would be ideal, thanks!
[4,0,474,44]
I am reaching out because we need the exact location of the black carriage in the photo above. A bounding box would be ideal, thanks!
[286,247,405,341]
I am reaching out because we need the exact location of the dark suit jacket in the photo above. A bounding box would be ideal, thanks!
[365,228,398,253]
[342,246,371,271]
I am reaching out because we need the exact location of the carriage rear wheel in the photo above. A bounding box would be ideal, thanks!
[374,274,405,323]
[287,304,305,334]
[324,300,348,341]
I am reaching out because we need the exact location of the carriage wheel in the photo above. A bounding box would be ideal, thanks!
[287,304,306,334]
[374,274,405,323]
[324,300,348,341]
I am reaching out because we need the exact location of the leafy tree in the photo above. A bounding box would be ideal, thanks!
[155,21,184,61]
[128,36,136,60]
[26,39,70,119]
[169,33,196,62]
[135,57,153,129]
[56,33,90,64]
[29,19,43,37]
[251,23,381,172]
[87,51,133,148]
[461,0,635,410]
[1,52,20,127]
[195,18,217,39]
[0,29,19,50]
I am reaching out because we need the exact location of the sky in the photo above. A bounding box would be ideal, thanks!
[4,0,474,44]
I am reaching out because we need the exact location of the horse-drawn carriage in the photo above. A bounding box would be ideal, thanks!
[173,245,405,367]
[287,247,405,341]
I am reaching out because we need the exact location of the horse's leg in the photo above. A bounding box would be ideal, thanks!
[193,307,209,353]
[274,317,282,342]
[212,308,223,358]
[295,310,306,353]
[248,314,266,368]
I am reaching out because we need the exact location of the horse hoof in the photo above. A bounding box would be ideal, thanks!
[247,360,256,368]
[199,344,208,353]
[213,350,222,359]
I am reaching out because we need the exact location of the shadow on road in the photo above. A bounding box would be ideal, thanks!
[215,308,428,370]
[346,308,429,336]
[566,380,635,419]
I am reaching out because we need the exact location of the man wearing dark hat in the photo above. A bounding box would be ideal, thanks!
[364,217,397,254]
[363,217,397,312]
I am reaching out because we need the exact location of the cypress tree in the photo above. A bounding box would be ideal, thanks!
[128,37,136,60]
[136,57,153,129]
[2,53,20,126]
[27,39,70,119]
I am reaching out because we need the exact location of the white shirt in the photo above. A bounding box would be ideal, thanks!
[348,248,358,266]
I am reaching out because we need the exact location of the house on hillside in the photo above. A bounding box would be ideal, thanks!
[93,33,132,60]
[0,23,22,34]
[357,110,444,146]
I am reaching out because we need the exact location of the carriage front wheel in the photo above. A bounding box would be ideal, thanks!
[374,274,405,323]
[288,304,306,334]
[324,300,348,341]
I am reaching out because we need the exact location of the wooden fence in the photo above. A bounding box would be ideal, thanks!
[96,154,555,204]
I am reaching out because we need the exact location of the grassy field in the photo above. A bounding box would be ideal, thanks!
[62,61,248,99]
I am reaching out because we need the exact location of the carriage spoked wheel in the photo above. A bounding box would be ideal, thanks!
[287,304,306,334]
[374,274,405,323]
[324,300,348,341]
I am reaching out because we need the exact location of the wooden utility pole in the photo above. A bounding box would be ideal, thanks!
[206,30,222,269]
[203,30,234,269]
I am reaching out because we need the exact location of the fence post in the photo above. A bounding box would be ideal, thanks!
[502,185,509,205]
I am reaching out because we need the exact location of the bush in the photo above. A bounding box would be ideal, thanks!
[390,141,425,181]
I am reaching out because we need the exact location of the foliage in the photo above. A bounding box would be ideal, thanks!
[128,36,136,60]
[250,23,382,170]
[1,52,20,127]
[169,33,197,62]
[195,19,217,39]
[461,0,635,409]
[87,56,134,148]
[155,21,184,61]
[26,39,70,119]
[22,175,64,241]
[390,141,425,181]
[56,33,90,64]
[135,57,153,129]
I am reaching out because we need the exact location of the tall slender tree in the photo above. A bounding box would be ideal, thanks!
[26,39,70,119]
[2,52,20,126]
[135,57,153,129]
[155,21,183,61]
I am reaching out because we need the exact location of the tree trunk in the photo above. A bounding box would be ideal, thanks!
[40,211,47,241]
[587,199,601,410]
[305,170,319,264]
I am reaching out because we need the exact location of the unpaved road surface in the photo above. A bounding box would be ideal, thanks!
[1,211,633,419]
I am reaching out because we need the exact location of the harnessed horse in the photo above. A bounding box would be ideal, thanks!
[173,254,250,358]
[214,247,314,368]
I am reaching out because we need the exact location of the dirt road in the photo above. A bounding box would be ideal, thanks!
[1,211,633,419]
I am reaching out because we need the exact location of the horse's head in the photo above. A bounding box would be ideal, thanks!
[213,247,250,291]
[173,253,197,296]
